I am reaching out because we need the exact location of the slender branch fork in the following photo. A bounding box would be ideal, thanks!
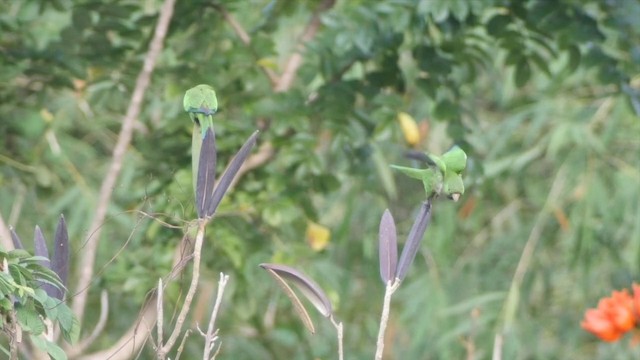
[375,279,400,360]
[200,273,230,360]
[157,220,207,359]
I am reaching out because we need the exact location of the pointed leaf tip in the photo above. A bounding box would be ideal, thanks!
[378,209,397,284]
[52,215,69,299]
[395,200,432,281]
[33,226,50,267]
[260,263,333,334]
[196,128,217,218]
[10,226,23,250]
[206,131,259,217]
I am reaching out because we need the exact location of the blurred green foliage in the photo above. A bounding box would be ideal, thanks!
[0,0,639,358]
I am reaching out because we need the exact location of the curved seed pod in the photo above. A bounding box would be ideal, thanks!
[260,263,333,333]
[51,215,69,300]
[395,201,432,281]
[441,146,467,173]
[378,209,398,283]
[196,128,217,218]
[207,131,259,217]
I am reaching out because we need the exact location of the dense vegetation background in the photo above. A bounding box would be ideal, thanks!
[1,0,639,358]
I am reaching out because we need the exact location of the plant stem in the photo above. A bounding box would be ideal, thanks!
[202,273,230,360]
[330,316,344,360]
[158,219,207,358]
[375,279,400,360]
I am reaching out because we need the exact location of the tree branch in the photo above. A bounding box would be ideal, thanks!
[275,0,336,92]
[219,0,336,179]
[214,4,279,87]
[70,0,177,327]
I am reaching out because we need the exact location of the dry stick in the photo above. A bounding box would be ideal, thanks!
[202,273,230,360]
[275,0,335,92]
[330,315,344,360]
[157,219,207,358]
[217,0,335,182]
[71,0,177,328]
[0,213,14,250]
[214,5,278,87]
[491,166,567,360]
[375,279,400,360]
[157,278,164,349]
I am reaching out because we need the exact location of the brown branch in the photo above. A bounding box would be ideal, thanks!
[70,0,177,329]
[0,213,14,250]
[215,4,279,87]
[220,0,336,178]
[275,0,335,92]
[73,232,194,360]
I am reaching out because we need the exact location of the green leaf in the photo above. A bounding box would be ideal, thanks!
[30,335,68,360]
[17,304,46,335]
[486,14,511,37]
[514,58,531,87]
[565,45,581,74]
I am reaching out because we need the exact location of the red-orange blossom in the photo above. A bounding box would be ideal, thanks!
[581,284,640,342]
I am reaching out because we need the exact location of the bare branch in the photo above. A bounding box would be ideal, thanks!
[0,212,14,250]
[214,5,279,87]
[219,0,336,181]
[158,220,208,358]
[157,278,164,350]
[202,273,230,360]
[71,0,177,326]
[275,0,336,92]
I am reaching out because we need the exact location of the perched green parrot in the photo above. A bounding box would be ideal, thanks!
[391,146,467,201]
[183,84,218,192]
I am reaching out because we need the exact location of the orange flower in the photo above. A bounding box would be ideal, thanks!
[582,289,636,342]
[633,283,640,318]
[582,308,625,342]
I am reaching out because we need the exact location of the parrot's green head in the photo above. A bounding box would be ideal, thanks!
[183,84,218,117]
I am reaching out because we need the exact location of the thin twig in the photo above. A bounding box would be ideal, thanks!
[157,278,164,350]
[218,0,336,182]
[158,219,207,358]
[0,213,13,250]
[202,273,230,360]
[75,200,196,359]
[174,329,191,360]
[213,5,279,87]
[375,279,400,360]
[275,0,335,92]
[71,0,177,327]
[330,315,344,360]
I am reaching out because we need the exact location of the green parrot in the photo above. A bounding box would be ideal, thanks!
[391,146,467,201]
[183,84,218,192]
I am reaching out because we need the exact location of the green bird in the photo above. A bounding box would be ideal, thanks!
[391,146,467,201]
[184,84,218,192]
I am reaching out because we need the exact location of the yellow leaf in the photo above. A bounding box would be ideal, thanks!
[40,108,54,123]
[397,112,420,146]
[256,57,278,70]
[306,221,330,252]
